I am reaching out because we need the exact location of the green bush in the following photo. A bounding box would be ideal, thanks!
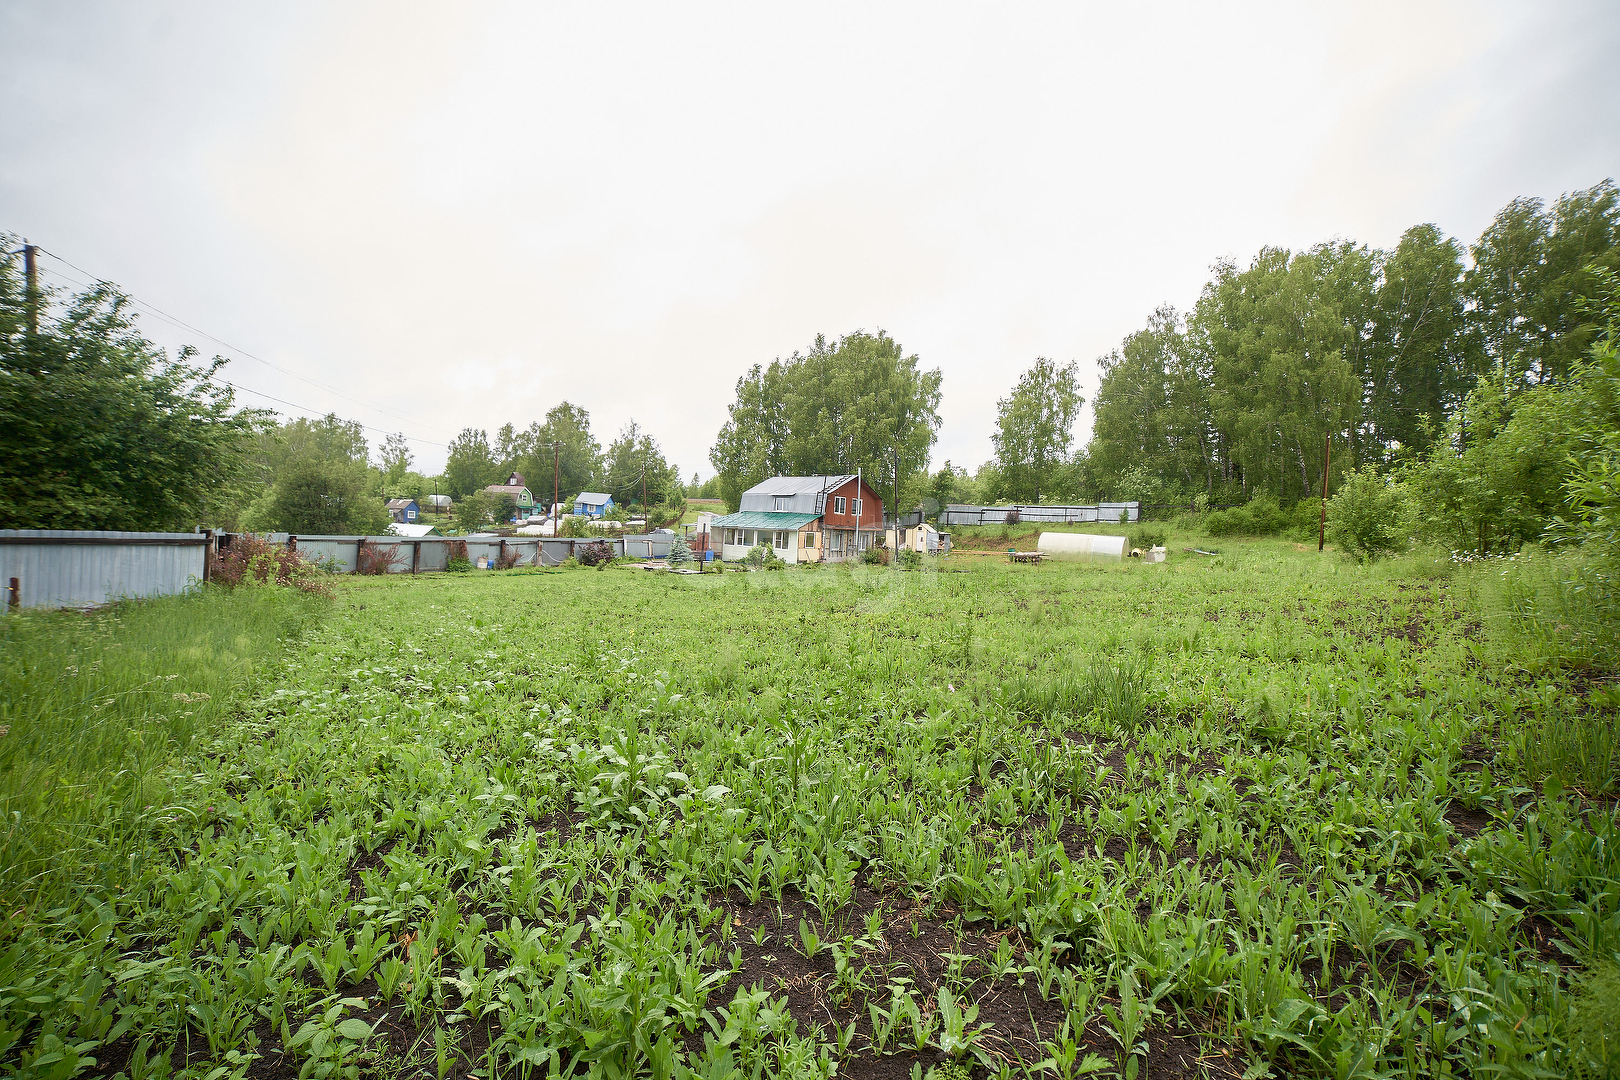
[1325,467,1415,561]
[1129,526,1168,550]
[743,542,784,570]
[863,545,890,566]
[1200,495,1322,540]
[896,549,923,570]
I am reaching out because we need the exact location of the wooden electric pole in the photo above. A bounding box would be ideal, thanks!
[23,242,39,336]
[1318,433,1332,551]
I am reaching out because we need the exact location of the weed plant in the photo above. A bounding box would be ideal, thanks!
[1,544,1616,1078]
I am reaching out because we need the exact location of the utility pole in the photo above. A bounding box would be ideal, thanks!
[23,242,39,336]
[1318,433,1332,552]
[641,456,648,518]
[893,447,900,550]
[552,442,561,530]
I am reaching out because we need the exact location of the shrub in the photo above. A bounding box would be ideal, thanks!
[1129,526,1168,550]
[495,546,521,570]
[559,556,579,570]
[577,540,613,567]
[896,548,922,570]
[744,542,784,570]
[558,515,589,538]
[445,539,471,573]
[213,535,331,595]
[1325,467,1414,561]
[863,545,890,566]
[1202,495,1320,539]
[668,535,694,566]
[1004,509,1021,525]
[356,540,406,575]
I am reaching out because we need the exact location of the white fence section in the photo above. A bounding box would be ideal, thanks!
[0,530,208,610]
[938,503,1139,526]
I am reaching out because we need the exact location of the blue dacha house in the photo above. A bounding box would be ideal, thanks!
[386,499,420,523]
[573,492,615,519]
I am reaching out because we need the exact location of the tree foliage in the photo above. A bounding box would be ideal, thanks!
[1084,181,1620,509]
[245,457,391,536]
[603,420,679,512]
[991,357,1084,503]
[0,249,268,530]
[709,330,942,511]
[496,402,603,506]
[444,428,500,498]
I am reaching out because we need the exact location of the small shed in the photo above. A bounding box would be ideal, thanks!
[386,498,420,523]
[573,492,615,518]
[389,522,441,538]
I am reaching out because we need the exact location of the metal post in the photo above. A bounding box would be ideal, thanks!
[7,578,18,610]
[1318,433,1331,552]
[412,541,420,575]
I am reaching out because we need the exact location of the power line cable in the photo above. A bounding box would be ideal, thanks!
[30,264,447,448]
[33,247,433,429]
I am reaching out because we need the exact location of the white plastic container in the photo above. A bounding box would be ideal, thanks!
[1036,532,1128,562]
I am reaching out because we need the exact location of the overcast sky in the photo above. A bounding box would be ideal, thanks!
[4,2,1617,480]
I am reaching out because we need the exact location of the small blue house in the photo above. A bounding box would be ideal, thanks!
[386,498,420,523]
[573,492,615,519]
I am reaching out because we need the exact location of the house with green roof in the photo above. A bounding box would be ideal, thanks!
[711,474,885,564]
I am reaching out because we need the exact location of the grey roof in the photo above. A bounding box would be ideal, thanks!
[741,475,855,498]
[575,492,613,503]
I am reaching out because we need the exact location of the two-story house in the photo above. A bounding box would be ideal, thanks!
[712,475,885,564]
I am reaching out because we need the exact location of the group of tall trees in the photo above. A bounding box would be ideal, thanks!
[1084,180,1620,507]
[708,330,944,510]
[441,408,682,513]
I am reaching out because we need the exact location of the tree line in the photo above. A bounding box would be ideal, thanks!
[6,178,1615,558]
[0,244,685,535]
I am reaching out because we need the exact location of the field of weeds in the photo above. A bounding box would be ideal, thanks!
[3,545,1618,1079]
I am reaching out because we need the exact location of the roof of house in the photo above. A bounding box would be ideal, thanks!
[505,471,526,488]
[388,523,441,537]
[483,485,532,499]
[385,498,416,510]
[741,475,855,498]
[574,492,613,504]
[711,511,821,530]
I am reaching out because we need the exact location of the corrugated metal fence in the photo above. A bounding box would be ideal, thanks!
[0,530,208,610]
[1,530,683,610]
[938,502,1140,526]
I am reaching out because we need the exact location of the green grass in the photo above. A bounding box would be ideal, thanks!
[1,544,1615,1080]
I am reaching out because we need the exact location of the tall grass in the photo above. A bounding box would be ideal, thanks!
[0,586,324,915]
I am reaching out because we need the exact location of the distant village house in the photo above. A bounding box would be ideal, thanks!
[573,492,615,519]
[482,471,535,522]
[385,498,419,523]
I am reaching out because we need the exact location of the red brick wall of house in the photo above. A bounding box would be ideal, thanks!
[821,477,884,530]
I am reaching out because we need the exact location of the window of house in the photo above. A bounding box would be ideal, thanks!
[773,495,792,511]
[854,498,862,518]
[833,496,846,515]
[743,530,755,547]
[774,531,787,549]
[830,531,843,552]
[805,531,816,548]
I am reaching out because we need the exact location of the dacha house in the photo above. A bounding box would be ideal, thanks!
[713,475,884,564]
[482,472,535,522]
[385,499,419,523]
[572,492,615,519]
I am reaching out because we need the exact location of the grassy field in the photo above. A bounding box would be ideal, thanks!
[2,542,1617,1079]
